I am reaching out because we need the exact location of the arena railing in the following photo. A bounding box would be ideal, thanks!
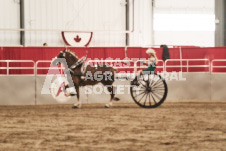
[211,59,226,73]
[0,59,213,75]
[165,59,210,72]
[35,61,64,75]
[0,60,35,75]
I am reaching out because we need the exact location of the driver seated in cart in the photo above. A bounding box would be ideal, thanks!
[138,48,158,74]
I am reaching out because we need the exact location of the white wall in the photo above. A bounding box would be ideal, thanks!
[24,0,126,46]
[128,0,153,46]
[0,0,215,47]
[0,0,153,47]
[1,73,226,105]
[153,0,215,47]
[0,0,20,46]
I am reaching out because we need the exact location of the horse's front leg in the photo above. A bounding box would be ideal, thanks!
[72,86,81,108]
[64,85,76,96]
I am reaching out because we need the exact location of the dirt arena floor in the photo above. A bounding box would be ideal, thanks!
[0,102,226,151]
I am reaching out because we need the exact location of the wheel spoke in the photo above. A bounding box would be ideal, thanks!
[148,93,151,106]
[132,89,145,92]
[134,90,146,97]
[139,87,146,90]
[138,80,147,88]
[138,92,147,103]
[152,90,164,96]
[152,92,162,101]
[152,82,164,89]
[152,87,165,90]
[151,77,160,86]
[152,79,162,87]
[152,90,165,95]
[152,90,165,93]
[144,92,149,106]
[152,88,165,91]
[151,93,157,104]
[152,85,164,90]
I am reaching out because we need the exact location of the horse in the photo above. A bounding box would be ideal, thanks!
[52,49,119,108]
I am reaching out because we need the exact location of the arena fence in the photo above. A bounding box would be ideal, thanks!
[36,60,64,75]
[211,59,226,72]
[0,60,35,75]
[165,59,210,72]
[0,59,214,75]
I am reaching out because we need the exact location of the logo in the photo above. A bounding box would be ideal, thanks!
[50,77,71,103]
[74,35,81,42]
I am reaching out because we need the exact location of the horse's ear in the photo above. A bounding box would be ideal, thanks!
[63,48,67,52]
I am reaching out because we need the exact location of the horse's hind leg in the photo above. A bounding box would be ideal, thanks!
[105,86,115,108]
[72,86,81,108]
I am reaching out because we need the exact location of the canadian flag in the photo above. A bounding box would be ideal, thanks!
[62,31,93,47]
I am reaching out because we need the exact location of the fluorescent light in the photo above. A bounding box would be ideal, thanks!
[154,14,215,31]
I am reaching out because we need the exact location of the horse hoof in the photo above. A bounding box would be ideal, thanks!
[70,93,76,96]
[105,105,110,108]
[72,106,79,109]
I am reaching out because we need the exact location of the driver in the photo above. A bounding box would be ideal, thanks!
[138,48,158,74]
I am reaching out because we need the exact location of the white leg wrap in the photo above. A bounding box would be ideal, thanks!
[105,102,113,108]
[69,87,76,93]
[66,87,76,96]
[74,102,82,108]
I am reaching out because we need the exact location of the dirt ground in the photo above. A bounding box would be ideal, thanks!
[0,102,226,151]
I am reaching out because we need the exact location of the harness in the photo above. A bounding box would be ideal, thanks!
[68,55,88,76]
[68,63,87,76]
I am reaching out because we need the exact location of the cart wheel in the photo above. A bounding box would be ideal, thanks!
[130,73,168,108]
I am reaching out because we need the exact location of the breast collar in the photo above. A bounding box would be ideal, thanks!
[68,55,88,75]
[68,62,87,76]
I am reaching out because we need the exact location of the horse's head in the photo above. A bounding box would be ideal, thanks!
[52,49,87,69]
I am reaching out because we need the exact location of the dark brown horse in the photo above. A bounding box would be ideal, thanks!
[52,49,119,108]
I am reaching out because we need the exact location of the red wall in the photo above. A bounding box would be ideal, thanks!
[1,46,226,74]
[2,46,225,61]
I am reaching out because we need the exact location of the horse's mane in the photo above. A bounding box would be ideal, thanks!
[66,49,77,59]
